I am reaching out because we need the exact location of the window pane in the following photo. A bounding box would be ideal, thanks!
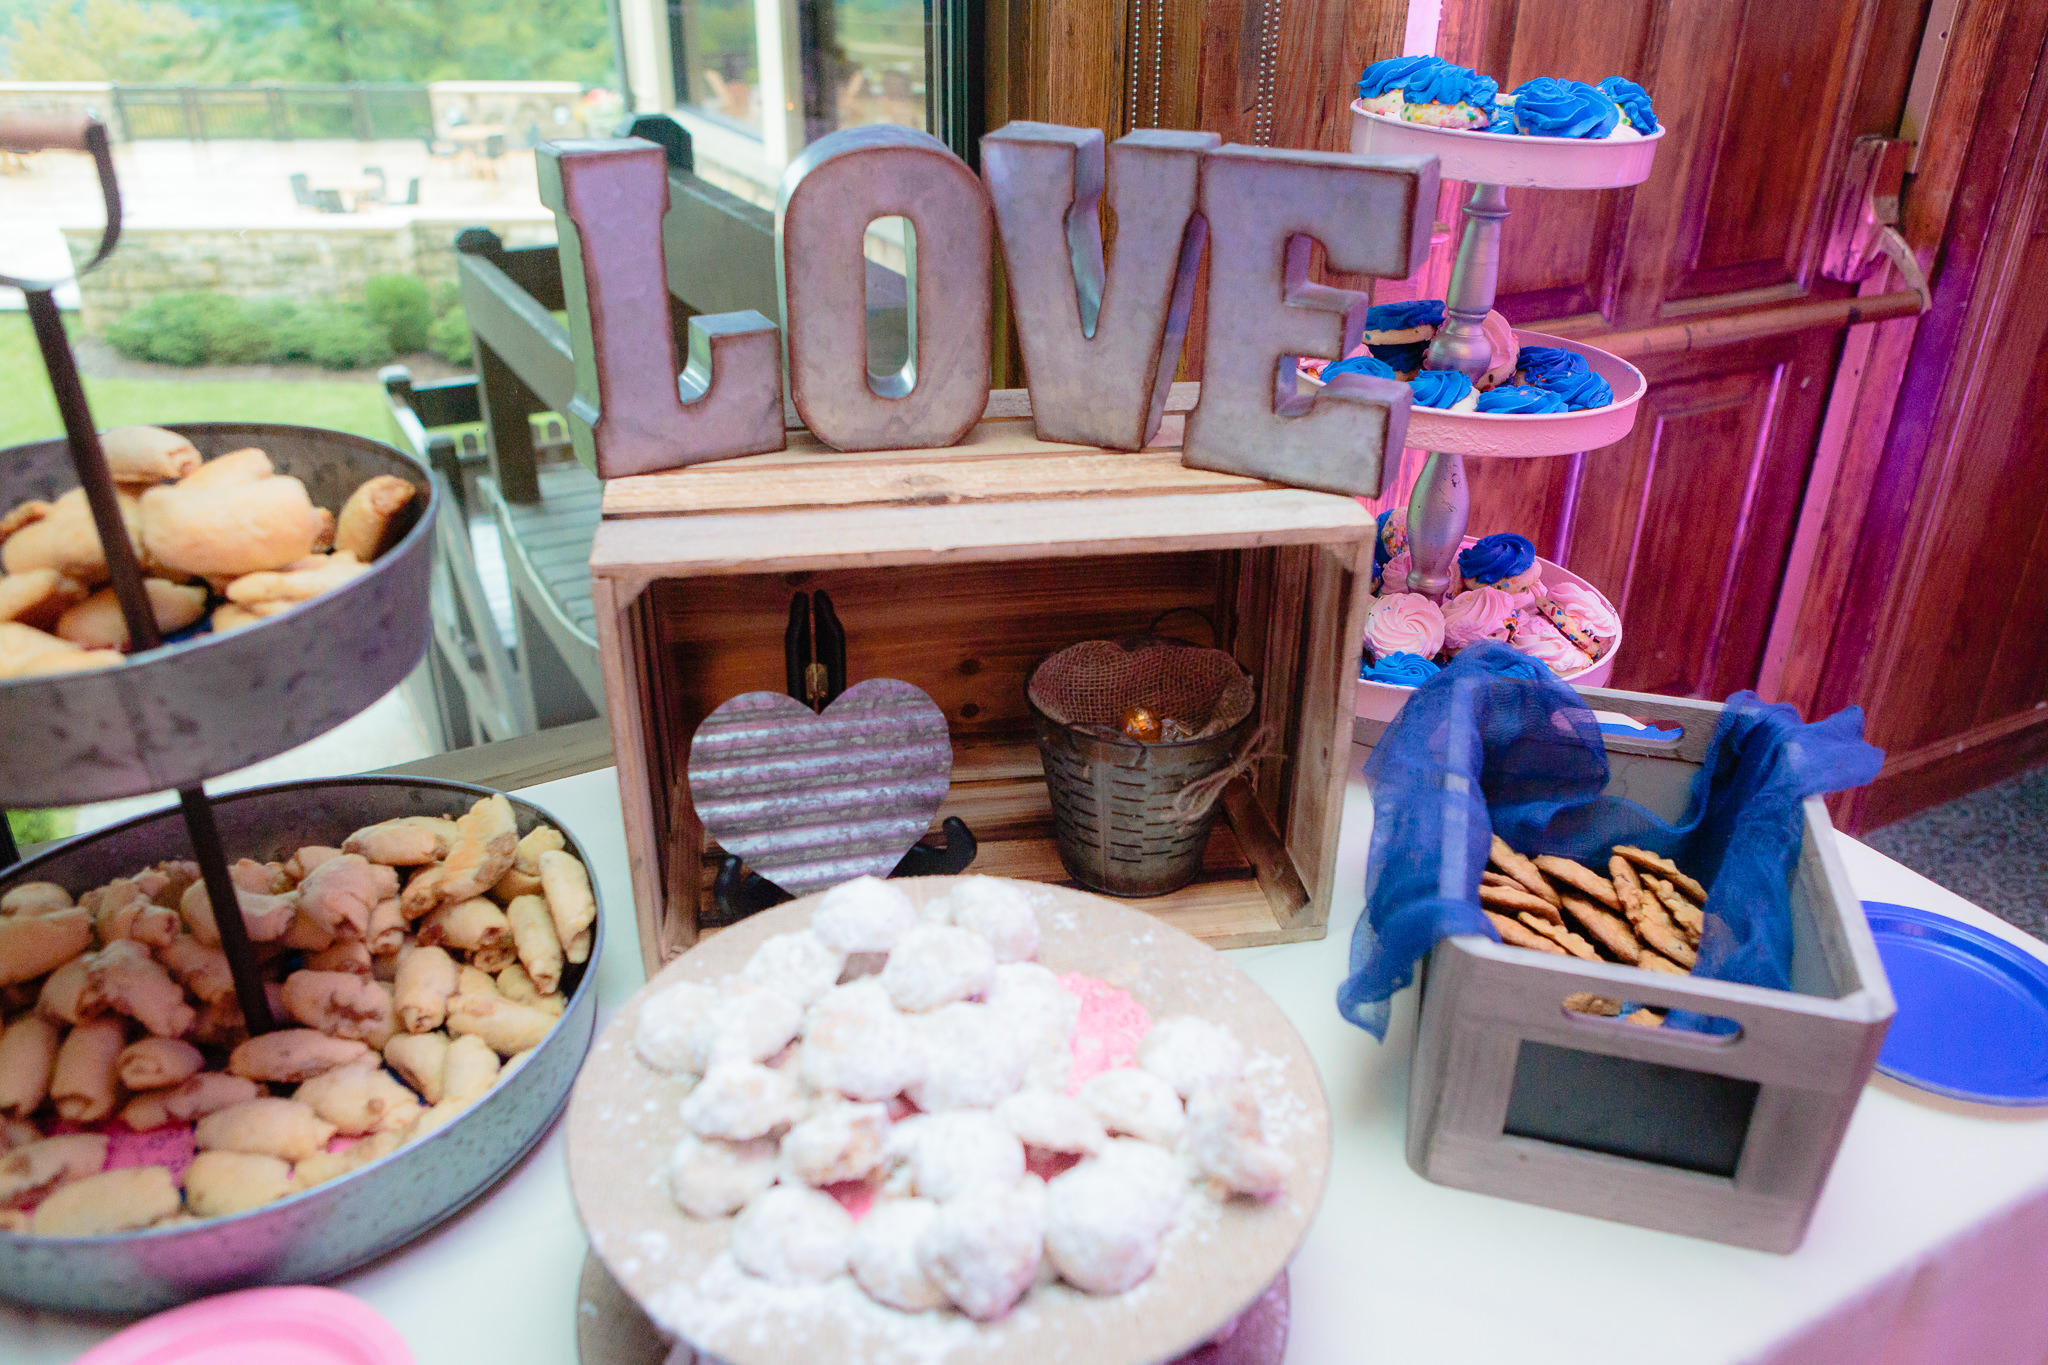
[676,0,764,132]
[832,0,925,133]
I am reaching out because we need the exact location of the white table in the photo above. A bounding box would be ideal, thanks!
[8,751,2048,1364]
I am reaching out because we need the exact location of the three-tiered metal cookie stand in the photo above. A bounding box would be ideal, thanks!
[1348,103,1664,715]
[0,115,601,1314]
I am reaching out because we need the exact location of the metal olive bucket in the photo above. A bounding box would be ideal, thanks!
[1027,637,1257,898]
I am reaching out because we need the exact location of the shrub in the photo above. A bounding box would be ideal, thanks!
[274,304,392,370]
[427,307,472,365]
[431,280,462,318]
[365,274,433,353]
[103,292,261,367]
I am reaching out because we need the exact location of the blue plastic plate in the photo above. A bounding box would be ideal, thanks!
[1863,901,2048,1106]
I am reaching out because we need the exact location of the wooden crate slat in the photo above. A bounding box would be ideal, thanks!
[591,490,1373,586]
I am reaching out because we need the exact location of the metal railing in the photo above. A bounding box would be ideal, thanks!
[109,84,432,142]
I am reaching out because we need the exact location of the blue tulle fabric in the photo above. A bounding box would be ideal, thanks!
[1337,644,1884,1039]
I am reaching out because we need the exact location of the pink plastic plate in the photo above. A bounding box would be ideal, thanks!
[71,1286,414,1365]
[1349,101,1666,189]
[1355,547,1620,724]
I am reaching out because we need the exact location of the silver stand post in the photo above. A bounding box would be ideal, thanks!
[1405,181,1510,598]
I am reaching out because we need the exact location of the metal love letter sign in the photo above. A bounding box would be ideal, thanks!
[779,125,994,452]
[981,124,1217,451]
[687,678,953,897]
[539,139,786,478]
[1179,145,1439,498]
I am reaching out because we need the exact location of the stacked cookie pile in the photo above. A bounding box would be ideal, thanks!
[0,794,591,1235]
[0,426,416,677]
[1477,836,1707,1022]
[633,875,1291,1324]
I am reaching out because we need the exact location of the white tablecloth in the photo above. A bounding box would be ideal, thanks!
[7,751,2048,1364]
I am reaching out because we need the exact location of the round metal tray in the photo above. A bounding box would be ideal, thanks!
[0,424,436,808]
[0,777,601,1316]
[1349,100,1666,189]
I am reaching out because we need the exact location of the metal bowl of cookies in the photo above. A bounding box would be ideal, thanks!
[0,423,436,807]
[0,776,601,1314]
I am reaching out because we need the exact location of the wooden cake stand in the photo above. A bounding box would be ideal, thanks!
[567,877,1330,1365]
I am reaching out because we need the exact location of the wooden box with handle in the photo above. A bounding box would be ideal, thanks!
[590,385,1375,973]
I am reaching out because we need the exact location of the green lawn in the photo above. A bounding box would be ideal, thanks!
[1,315,395,449]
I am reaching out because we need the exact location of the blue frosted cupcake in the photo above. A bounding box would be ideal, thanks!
[1597,76,1658,135]
[1457,532,1542,596]
[1360,298,1445,346]
[1529,367,1613,411]
[1361,651,1441,685]
[1505,77,1622,139]
[1475,384,1569,415]
[1396,60,1499,130]
[1322,353,1401,383]
[1356,55,1439,118]
[1367,340,1430,380]
[1513,345,1588,385]
[1409,368,1478,412]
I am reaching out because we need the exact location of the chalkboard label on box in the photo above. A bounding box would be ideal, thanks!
[1503,1039,1760,1178]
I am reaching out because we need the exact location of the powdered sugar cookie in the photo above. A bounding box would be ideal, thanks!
[986,961,1079,1091]
[742,930,845,1010]
[810,876,917,954]
[678,1061,805,1141]
[634,979,718,1076]
[781,1100,891,1186]
[704,978,804,1067]
[731,1184,855,1284]
[1079,1067,1185,1146]
[850,1196,948,1311]
[1138,1014,1246,1098]
[909,1001,1027,1111]
[917,1179,1045,1320]
[945,877,1040,963]
[880,924,996,1013]
[800,979,925,1102]
[904,1109,1025,1202]
[668,1132,779,1218]
[1185,1080,1291,1198]
[997,1087,1107,1156]
[1044,1139,1185,1294]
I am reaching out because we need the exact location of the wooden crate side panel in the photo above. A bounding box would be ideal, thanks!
[590,576,673,977]
[1283,541,1369,930]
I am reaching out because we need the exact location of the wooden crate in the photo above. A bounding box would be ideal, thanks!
[591,386,1375,973]
[1364,688,1894,1253]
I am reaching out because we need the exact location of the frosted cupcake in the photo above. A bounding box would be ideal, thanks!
[1527,367,1614,411]
[1513,345,1588,386]
[1323,352,1401,383]
[1409,368,1479,413]
[1441,585,1518,652]
[1474,384,1568,415]
[1395,60,1500,129]
[1364,592,1445,661]
[1378,548,1413,595]
[1597,77,1658,135]
[1356,55,1439,118]
[1478,310,1520,390]
[1368,340,1430,380]
[1372,508,1408,592]
[1360,651,1440,686]
[1456,532,1542,599]
[1360,299,1444,346]
[1512,609,1593,676]
[1504,77,1622,140]
[1538,581,1621,660]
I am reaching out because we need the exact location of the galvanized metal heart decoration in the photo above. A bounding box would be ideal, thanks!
[687,678,953,897]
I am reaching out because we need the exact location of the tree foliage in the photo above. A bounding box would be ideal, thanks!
[0,0,202,81]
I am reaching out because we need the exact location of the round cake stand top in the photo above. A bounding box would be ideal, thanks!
[567,876,1332,1365]
[1350,102,1667,189]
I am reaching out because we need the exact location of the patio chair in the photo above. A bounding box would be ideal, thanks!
[420,132,459,160]
[396,176,421,206]
[361,166,387,203]
[290,172,318,207]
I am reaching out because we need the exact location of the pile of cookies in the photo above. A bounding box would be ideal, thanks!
[0,794,592,1236]
[0,426,417,678]
[1477,836,1706,1021]
[634,875,1290,1323]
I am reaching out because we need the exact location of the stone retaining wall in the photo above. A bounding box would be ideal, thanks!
[62,216,558,331]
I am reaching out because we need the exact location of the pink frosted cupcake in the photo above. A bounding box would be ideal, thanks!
[1378,548,1412,595]
[1512,609,1593,676]
[1538,581,1620,660]
[1365,592,1445,661]
[1441,586,1518,653]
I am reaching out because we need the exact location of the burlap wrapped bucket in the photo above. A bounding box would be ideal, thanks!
[1026,637,1258,897]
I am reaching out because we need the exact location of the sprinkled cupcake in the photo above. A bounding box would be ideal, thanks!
[1409,368,1479,412]
[1457,532,1542,598]
[1474,384,1569,415]
[1356,55,1438,118]
[1527,367,1614,411]
[1513,345,1589,386]
[1395,59,1500,130]
[1538,581,1621,660]
[1597,76,1658,135]
[1512,609,1593,676]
